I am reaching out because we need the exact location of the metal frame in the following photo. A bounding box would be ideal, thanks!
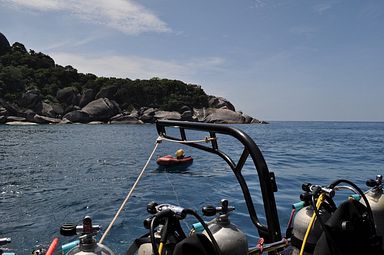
[156,120,282,243]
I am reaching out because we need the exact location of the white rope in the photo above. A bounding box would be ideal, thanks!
[99,137,161,244]
[163,171,191,230]
[98,134,213,244]
[158,136,215,144]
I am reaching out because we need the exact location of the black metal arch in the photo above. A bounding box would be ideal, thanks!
[155,120,281,243]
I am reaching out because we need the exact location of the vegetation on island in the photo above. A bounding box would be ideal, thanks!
[0,32,263,124]
[0,35,208,112]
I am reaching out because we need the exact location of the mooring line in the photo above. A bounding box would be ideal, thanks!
[99,134,214,244]
[99,137,161,244]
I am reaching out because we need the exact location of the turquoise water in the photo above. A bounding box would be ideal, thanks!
[1,122,383,254]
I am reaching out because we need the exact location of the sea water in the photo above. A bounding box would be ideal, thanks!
[0,122,383,254]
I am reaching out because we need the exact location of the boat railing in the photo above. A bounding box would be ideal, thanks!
[155,120,282,243]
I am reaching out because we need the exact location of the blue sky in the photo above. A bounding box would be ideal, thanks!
[0,0,383,121]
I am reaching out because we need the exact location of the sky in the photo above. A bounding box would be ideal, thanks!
[0,0,383,121]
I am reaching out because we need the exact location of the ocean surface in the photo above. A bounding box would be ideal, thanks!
[1,121,383,254]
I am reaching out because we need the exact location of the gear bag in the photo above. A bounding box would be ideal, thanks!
[314,199,383,255]
[173,234,216,255]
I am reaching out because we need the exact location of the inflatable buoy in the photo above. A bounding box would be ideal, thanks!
[156,155,193,169]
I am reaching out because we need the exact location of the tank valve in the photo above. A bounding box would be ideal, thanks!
[60,216,115,255]
[202,199,235,216]
[60,216,101,237]
[366,175,383,189]
[201,199,248,255]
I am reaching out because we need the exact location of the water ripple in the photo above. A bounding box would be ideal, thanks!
[0,122,383,254]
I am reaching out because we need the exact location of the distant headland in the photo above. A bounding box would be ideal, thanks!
[0,32,267,125]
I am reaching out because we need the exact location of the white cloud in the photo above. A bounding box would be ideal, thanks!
[7,0,60,10]
[42,34,104,51]
[251,0,266,8]
[4,0,170,34]
[313,3,332,14]
[51,52,225,82]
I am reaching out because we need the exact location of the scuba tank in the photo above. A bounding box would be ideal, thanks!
[362,175,384,250]
[60,216,115,255]
[137,243,153,255]
[129,200,246,255]
[290,184,333,255]
[129,202,191,255]
[291,205,331,255]
[65,243,114,255]
[200,199,248,255]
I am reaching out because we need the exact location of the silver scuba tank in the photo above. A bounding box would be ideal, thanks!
[66,242,115,255]
[362,175,384,250]
[136,228,161,255]
[291,205,331,255]
[204,215,248,255]
[137,242,153,255]
[61,216,115,255]
[202,200,248,255]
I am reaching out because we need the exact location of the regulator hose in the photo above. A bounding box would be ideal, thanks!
[183,209,222,255]
[310,186,336,231]
[328,179,376,234]
[311,192,343,255]
[299,193,326,255]
[149,208,222,255]
[150,216,161,255]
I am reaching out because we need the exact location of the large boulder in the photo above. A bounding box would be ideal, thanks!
[181,110,195,121]
[139,107,158,123]
[241,113,254,124]
[23,109,38,122]
[95,86,117,100]
[109,114,142,124]
[11,42,27,53]
[64,105,81,115]
[179,106,195,121]
[79,89,95,108]
[33,114,62,124]
[203,108,245,124]
[56,87,80,105]
[208,96,235,111]
[179,105,192,113]
[127,109,139,118]
[0,99,20,116]
[81,98,120,121]
[41,102,55,117]
[154,111,182,121]
[20,90,43,113]
[52,103,65,116]
[41,102,65,118]
[63,110,90,123]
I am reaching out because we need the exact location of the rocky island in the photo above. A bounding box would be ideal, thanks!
[0,32,266,125]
